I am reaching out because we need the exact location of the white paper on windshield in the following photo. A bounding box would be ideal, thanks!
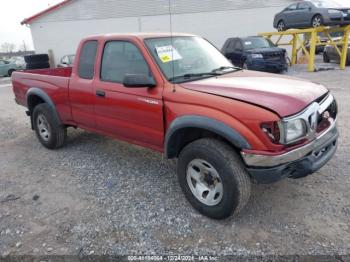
[156,45,182,63]
[245,41,252,46]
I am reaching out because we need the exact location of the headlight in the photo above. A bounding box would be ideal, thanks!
[328,9,341,14]
[280,119,308,144]
[251,54,263,59]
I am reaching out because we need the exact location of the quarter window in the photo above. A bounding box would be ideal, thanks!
[78,40,98,79]
[101,41,154,84]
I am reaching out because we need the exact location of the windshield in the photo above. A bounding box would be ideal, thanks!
[144,36,236,83]
[311,0,342,8]
[242,37,276,50]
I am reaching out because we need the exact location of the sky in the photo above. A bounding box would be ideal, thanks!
[0,0,62,51]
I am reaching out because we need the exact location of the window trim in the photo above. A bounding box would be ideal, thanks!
[99,40,155,85]
[78,40,98,80]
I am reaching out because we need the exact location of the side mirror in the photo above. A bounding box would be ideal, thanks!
[123,74,156,88]
[4,61,9,64]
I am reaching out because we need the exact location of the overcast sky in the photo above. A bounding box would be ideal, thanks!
[0,0,62,50]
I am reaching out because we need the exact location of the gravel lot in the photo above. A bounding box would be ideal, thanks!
[0,63,350,258]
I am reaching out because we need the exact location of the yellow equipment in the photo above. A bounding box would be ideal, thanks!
[259,25,350,72]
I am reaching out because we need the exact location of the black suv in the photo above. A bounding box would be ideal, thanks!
[221,36,288,73]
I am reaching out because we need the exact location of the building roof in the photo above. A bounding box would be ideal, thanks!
[21,0,73,25]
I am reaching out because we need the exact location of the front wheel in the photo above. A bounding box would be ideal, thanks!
[33,103,67,149]
[277,20,286,31]
[323,52,330,63]
[177,138,251,219]
[7,69,15,77]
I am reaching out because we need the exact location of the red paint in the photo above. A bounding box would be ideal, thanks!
[21,0,73,25]
[12,33,329,154]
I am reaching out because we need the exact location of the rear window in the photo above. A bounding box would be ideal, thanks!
[78,40,98,79]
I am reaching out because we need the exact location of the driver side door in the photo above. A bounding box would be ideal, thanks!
[93,40,165,150]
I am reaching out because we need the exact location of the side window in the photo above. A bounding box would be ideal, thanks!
[78,40,98,79]
[286,4,297,11]
[298,3,310,10]
[61,56,69,64]
[234,40,243,51]
[101,41,154,84]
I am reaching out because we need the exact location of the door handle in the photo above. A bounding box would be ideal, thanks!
[96,90,106,97]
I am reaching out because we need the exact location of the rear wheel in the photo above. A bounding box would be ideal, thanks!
[33,104,67,149]
[277,20,286,31]
[312,15,323,28]
[177,138,251,219]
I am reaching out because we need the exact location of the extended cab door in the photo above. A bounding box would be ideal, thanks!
[69,40,98,129]
[93,39,165,151]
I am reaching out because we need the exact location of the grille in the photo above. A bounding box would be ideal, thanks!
[263,52,284,60]
[317,99,337,133]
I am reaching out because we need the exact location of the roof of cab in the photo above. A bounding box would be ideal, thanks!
[83,32,197,41]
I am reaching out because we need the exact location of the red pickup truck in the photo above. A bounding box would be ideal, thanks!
[12,33,338,219]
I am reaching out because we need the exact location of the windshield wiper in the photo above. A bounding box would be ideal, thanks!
[168,72,222,82]
[212,66,242,73]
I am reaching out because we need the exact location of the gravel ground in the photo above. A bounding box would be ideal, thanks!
[0,62,349,259]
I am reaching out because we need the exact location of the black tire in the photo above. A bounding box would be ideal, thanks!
[177,138,251,219]
[26,62,50,70]
[24,54,49,64]
[323,52,330,63]
[7,69,15,77]
[33,103,67,149]
[312,14,323,28]
[277,20,286,32]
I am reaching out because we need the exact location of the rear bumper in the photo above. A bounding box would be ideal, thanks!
[242,122,338,184]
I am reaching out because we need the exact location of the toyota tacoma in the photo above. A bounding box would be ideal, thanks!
[12,33,338,219]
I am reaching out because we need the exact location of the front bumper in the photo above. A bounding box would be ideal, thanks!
[242,121,338,184]
[248,60,288,73]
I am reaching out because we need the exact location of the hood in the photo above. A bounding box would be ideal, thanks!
[180,71,328,117]
[245,47,285,54]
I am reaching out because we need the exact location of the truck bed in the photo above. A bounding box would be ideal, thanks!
[12,67,73,121]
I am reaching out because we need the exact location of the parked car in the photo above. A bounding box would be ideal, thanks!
[57,54,75,67]
[0,60,19,77]
[8,56,26,68]
[12,33,338,219]
[274,0,350,31]
[221,36,288,73]
[323,41,350,64]
[305,31,344,54]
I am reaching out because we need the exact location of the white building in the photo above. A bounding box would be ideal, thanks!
[22,0,293,65]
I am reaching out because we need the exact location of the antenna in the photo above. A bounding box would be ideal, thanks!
[168,0,176,92]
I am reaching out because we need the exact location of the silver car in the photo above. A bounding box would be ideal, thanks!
[0,60,19,77]
[274,0,350,31]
